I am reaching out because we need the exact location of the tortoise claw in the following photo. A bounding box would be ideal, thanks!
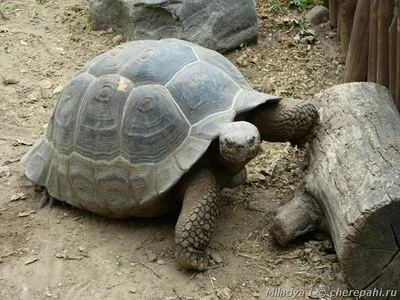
[38,189,55,209]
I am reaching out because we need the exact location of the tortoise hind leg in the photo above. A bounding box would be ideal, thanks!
[174,168,220,271]
[38,188,56,209]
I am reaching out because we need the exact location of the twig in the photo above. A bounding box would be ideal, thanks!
[237,253,260,260]
[235,232,253,252]
[139,261,161,278]
[208,269,215,288]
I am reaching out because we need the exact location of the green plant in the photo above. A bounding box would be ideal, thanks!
[283,17,316,44]
[289,0,311,11]
[267,0,289,13]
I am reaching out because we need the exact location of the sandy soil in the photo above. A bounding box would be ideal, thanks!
[0,1,349,299]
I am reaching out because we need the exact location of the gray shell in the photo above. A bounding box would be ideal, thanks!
[21,39,280,218]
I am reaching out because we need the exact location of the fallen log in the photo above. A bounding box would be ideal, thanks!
[271,83,400,292]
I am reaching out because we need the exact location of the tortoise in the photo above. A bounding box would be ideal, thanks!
[21,38,318,271]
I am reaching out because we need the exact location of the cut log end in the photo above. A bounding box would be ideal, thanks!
[340,201,400,291]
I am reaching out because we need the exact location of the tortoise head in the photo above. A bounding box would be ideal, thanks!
[219,121,261,166]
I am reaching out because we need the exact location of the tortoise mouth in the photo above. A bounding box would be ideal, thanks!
[220,144,260,165]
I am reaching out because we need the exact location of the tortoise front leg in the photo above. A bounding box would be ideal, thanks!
[250,99,319,146]
[174,168,220,271]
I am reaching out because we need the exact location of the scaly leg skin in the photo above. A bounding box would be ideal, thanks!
[250,99,319,146]
[175,168,220,271]
[38,188,56,209]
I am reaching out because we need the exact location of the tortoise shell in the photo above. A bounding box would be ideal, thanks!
[21,39,280,218]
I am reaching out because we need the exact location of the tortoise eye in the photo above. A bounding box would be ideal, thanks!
[248,136,255,147]
[224,138,233,147]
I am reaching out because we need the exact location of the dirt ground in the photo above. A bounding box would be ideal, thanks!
[0,1,349,299]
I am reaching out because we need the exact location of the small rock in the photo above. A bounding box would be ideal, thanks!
[305,6,329,25]
[25,257,40,265]
[39,79,53,90]
[27,93,38,102]
[0,166,11,178]
[327,31,337,39]
[10,192,26,202]
[18,211,36,217]
[2,78,19,85]
[20,40,28,46]
[52,84,64,96]
[78,247,85,252]
[210,252,223,264]
[311,255,321,262]
[129,287,137,293]
[112,34,124,44]
[216,287,232,300]
[145,250,157,262]
[156,259,166,265]
[46,293,52,297]
[304,248,312,254]
[325,254,338,262]
[20,69,28,74]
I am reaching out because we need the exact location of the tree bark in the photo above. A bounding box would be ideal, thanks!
[329,0,339,28]
[397,3,400,110]
[377,0,394,88]
[389,4,398,101]
[271,83,400,292]
[338,0,358,62]
[343,0,370,82]
[368,0,379,82]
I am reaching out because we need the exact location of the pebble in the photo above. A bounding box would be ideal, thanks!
[39,79,53,89]
[216,287,232,300]
[311,255,321,262]
[2,78,19,85]
[210,252,222,264]
[156,259,166,265]
[129,288,137,293]
[112,34,124,44]
[0,166,11,178]
[325,254,338,262]
[304,248,312,254]
[145,250,157,262]
[78,247,85,252]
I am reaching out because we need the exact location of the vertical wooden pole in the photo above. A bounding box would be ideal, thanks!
[343,0,370,82]
[368,0,379,82]
[389,1,398,101]
[376,0,394,88]
[338,0,358,62]
[329,0,339,28]
[397,3,400,110]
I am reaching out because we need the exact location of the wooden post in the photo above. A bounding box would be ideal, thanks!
[338,0,358,62]
[368,0,379,82]
[329,0,339,28]
[343,0,370,82]
[376,0,394,88]
[389,2,398,101]
[397,2,400,110]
